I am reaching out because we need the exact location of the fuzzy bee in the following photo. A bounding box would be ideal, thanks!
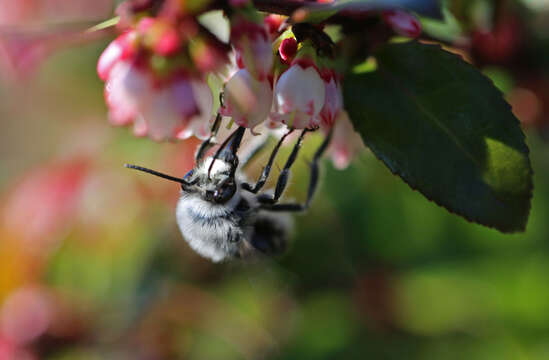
[125,116,332,262]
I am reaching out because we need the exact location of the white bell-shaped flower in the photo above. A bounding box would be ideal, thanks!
[273,60,325,129]
[221,69,273,129]
[105,61,150,127]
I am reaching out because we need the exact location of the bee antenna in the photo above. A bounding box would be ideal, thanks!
[124,164,190,185]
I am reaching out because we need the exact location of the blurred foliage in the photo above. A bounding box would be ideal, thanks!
[4,0,549,359]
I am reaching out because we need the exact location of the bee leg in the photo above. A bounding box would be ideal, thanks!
[195,112,223,164]
[241,128,294,194]
[256,128,310,205]
[259,128,333,212]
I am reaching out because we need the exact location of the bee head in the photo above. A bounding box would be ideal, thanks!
[125,159,238,205]
[187,159,237,204]
[125,127,245,205]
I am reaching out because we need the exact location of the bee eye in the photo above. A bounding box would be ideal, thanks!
[213,179,236,204]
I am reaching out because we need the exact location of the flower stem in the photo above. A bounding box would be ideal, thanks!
[251,0,308,16]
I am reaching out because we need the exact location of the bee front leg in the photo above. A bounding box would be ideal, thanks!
[195,112,222,164]
[241,128,294,194]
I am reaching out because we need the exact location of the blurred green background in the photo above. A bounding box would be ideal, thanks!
[3,1,549,359]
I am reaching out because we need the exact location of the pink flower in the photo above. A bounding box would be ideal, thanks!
[221,69,273,129]
[104,60,213,141]
[264,14,287,37]
[327,111,365,169]
[318,71,343,128]
[231,20,273,80]
[174,80,214,140]
[382,10,422,38]
[135,76,213,141]
[3,159,90,247]
[273,59,325,129]
[104,60,150,127]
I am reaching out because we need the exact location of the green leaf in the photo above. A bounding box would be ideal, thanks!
[297,0,442,23]
[343,41,533,233]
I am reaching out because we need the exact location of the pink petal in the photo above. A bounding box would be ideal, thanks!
[319,74,343,128]
[105,61,150,126]
[97,32,136,81]
[97,39,124,81]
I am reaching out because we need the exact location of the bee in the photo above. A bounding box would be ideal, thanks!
[125,115,332,262]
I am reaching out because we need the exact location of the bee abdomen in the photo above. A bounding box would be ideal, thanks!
[249,213,291,256]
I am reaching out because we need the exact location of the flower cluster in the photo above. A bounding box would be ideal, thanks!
[97,3,229,141]
[97,1,422,168]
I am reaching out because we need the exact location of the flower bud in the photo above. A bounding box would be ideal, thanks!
[278,37,297,64]
[189,36,230,73]
[221,69,273,129]
[138,17,182,57]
